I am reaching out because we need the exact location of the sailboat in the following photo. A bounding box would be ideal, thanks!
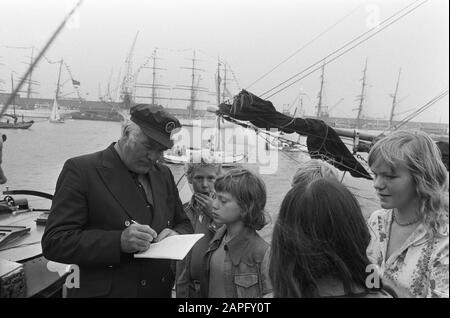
[162,115,247,167]
[0,76,34,129]
[49,59,64,123]
[49,99,64,123]
[163,61,247,167]
[0,113,34,129]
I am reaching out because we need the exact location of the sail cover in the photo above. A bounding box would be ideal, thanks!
[218,90,372,179]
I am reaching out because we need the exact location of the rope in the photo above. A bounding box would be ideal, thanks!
[377,89,449,137]
[0,0,84,118]
[232,116,370,178]
[260,0,428,99]
[246,3,362,90]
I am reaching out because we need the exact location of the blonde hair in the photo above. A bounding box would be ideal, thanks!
[368,130,449,232]
[292,159,339,187]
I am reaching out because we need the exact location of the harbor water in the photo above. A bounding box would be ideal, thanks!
[1,119,380,242]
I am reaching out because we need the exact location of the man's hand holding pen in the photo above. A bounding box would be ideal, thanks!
[120,221,157,253]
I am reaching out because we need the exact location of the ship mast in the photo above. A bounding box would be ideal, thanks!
[173,49,209,118]
[355,58,368,129]
[221,63,227,103]
[6,46,40,101]
[55,59,63,102]
[134,48,170,106]
[316,61,328,118]
[26,47,35,99]
[120,31,139,109]
[215,60,221,152]
[10,74,15,117]
[389,67,402,129]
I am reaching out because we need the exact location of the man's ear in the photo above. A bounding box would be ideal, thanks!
[124,126,131,138]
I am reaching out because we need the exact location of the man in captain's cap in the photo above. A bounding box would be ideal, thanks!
[42,104,193,298]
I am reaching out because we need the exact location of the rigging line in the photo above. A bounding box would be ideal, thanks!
[256,133,307,167]
[248,121,369,177]
[220,110,369,154]
[260,0,428,98]
[377,90,449,136]
[254,115,343,149]
[0,0,84,118]
[393,92,448,127]
[259,131,309,156]
[63,61,83,103]
[223,114,353,152]
[259,136,303,170]
[261,0,426,98]
[246,3,362,90]
[264,0,428,100]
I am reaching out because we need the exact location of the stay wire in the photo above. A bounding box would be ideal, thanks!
[246,3,362,90]
[377,90,449,136]
[0,0,84,118]
[260,0,428,99]
[237,117,370,178]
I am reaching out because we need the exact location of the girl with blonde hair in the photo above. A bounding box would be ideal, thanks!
[367,130,449,298]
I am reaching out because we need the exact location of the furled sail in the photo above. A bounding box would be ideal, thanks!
[218,90,372,179]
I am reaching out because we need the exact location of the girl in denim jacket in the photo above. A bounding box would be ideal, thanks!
[201,168,272,298]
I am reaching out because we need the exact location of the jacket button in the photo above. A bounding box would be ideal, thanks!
[124,220,131,227]
[146,205,151,208]
[141,280,147,286]
[161,277,166,283]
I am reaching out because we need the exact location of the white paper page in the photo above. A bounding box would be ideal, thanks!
[134,234,204,260]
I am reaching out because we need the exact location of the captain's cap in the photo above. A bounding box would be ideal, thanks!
[130,104,181,149]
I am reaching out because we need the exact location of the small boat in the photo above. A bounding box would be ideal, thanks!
[0,114,34,129]
[163,147,246,167]
[49,100,64,124]
[163,112,247,167]
[49,60,65,123]
[71,109,124,122]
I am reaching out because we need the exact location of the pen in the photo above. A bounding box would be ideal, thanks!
[131,219,156,243]
[12,209,33,216]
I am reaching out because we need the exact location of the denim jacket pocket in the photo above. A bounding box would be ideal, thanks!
[234,273,260,298]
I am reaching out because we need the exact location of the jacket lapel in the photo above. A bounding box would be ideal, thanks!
[96,144,150,224]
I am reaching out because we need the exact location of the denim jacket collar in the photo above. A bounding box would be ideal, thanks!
[208,226,254,266]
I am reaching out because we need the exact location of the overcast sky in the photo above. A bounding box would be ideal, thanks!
[0,0,448,123]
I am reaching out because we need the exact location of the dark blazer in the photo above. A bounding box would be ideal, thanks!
[42,143,193,298]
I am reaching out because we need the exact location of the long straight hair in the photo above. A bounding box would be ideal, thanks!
[269,178,372,297]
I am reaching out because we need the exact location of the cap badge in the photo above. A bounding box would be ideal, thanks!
[165,121,176,133]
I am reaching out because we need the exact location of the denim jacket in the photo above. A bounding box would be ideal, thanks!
[201,225,272,298]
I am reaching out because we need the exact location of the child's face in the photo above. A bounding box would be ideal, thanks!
[189,166,218,194]
[211,191,241,225]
